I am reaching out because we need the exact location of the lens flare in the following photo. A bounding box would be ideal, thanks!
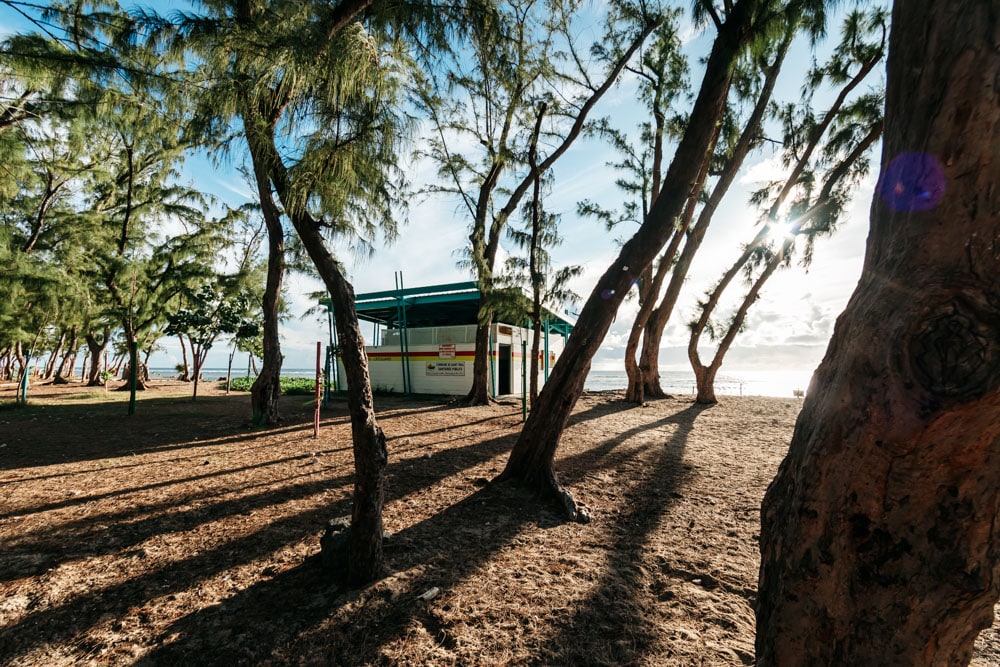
[877,152,946,212]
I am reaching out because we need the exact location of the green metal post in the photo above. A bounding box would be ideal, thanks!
[521,339,527,421]
[543,321,550,381]
[489,324,496,398]
[395,272,410,394]
[324,345,332,407]
[399,272,411,394]
[17,354,29,405]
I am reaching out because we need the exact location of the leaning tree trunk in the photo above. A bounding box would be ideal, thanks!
[756,2,1000,663]
[247,109,389,585]
[53,326,78,384]
[289,212,388,586]
[249,151,285,426]
[499,5,753,520]
[43,330,65,379]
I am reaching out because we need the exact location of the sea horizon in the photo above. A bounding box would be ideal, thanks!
[148,366,814,399]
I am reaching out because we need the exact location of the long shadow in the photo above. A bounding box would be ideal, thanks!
[381,410,520,444]
[0,444,352,522]
[545,402,714,665]
[0,428,320,488]
[131,403,705,665]
[0,425,524,660]
[562,393,675,430]
[559,401,705,486]
[0,392,338,470]
[137,481,551,665]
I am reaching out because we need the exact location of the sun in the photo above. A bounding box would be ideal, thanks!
[766,221,795,245]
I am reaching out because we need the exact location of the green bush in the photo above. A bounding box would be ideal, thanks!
[224,376,320,395]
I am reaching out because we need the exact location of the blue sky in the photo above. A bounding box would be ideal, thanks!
[3,1,883,377]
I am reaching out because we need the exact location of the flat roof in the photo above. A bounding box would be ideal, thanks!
[320,281,575,334]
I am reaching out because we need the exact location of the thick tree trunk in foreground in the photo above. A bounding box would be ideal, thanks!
[757,3,1000,663]
[499,3,755,520]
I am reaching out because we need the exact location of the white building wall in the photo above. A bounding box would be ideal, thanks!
[334,323,567,397]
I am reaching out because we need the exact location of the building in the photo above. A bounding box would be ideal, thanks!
[322,281,576,397]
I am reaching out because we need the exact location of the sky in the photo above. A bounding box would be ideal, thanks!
[2,1,884,379]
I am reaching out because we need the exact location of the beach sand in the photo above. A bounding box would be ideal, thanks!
[1,379,998,665]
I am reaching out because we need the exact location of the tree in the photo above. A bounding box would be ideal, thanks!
[166,284,249,399]
[502,112,580,404]
[159,0,418,584]
[577,12,690,404]
[628,22,796,402]
[687,15,886,403]
[416,0,663,405]
[756,1,1000,662]
[498,0,831,520]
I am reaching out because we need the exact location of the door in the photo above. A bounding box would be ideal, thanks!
[498,344,511,395]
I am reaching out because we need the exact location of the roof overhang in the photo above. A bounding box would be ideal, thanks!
[320,281,575,334]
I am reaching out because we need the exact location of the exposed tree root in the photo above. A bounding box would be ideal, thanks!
[496,468,590,524]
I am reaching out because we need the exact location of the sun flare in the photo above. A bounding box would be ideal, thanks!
[767,221,795,245]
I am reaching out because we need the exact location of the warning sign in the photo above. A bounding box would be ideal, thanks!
[438,344,456,359]
[425,361,465,376]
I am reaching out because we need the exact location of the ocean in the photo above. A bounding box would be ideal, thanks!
[152,366,813,399]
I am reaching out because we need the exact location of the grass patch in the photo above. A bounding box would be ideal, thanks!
[226,376,318,395]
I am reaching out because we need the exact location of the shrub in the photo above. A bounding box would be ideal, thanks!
[224,376,318,395]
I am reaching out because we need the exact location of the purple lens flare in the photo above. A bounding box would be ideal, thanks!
[877,152,946,212]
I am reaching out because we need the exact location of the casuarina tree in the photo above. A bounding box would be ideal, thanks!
[499,0,828,520]
[756,1,1000,662]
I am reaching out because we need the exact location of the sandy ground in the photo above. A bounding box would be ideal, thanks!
[1,379,999,665]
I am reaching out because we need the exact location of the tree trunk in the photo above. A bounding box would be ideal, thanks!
[243,101,388,585]
[13,340,26,384]
[192,344,203,400]
[289,213,388,586]
[499,4,754,520]
[43,330,65,379]
[177,333,191,381]
[467,321,493,403]
[84,329,109,386]
[53,326,78,383]
[691,252,781,404]
[692,364,718,404]
[756,2,1000,663]
[248,147,285,427]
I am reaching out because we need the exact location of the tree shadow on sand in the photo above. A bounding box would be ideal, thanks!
[0,413,524,663]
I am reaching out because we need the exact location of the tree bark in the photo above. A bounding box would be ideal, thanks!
[289,214,388,586]
[499,2,756,520]
[467,320,493,403]
[243,99,388,585]
[248,142,285,426]
[176,333,191,381]
[756,2,1000,663]
[84,328,109,386]
[53,326,78,383]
